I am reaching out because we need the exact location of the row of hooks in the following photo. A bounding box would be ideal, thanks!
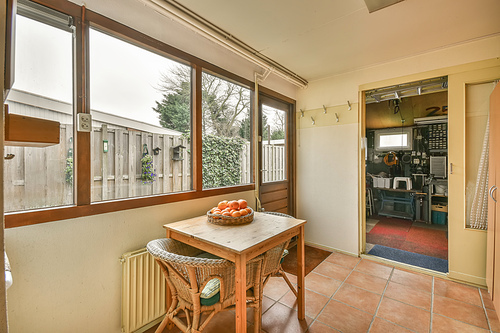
[300,100,351,125]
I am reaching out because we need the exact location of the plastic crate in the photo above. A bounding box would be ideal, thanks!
[432,210,447,225]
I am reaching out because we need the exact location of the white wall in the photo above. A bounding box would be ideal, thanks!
[295,35,500,255]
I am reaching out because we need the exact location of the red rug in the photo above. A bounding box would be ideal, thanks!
[367,217,448,260]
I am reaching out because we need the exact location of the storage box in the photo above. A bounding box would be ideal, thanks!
[432,204,448,212]
[432,211,447,225]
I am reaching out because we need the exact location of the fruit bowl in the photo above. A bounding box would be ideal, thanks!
[207,207,254,225]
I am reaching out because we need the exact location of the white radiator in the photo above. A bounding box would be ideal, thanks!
[121,248,167,333]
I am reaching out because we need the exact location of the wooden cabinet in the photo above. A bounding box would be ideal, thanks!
[486,82,500,309]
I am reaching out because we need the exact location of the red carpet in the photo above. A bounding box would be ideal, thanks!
[367,217,448,260]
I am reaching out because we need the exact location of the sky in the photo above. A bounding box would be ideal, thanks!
[13,15,184,127]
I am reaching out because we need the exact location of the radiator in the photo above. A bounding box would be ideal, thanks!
[121,248,167,333]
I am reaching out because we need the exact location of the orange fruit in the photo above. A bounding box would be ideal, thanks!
[218,200,228,210]
[231,211,241,217]
[213,209,221,215]
[239,209,248,216]
[210,207,218,213]
[245,207,252,214]
[222,211,231,216]
[228,200,239,210]
[238,199,248,209]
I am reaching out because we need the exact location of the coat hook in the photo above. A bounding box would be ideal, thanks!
[4,154,15,160]
[300,109,304,118]
[311,116,315,125]
[347,101,352,111]
[335,113,339,122]
[323,105,327,114]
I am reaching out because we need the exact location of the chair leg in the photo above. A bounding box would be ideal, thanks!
[280,269,298,298]
[155,314,171,333]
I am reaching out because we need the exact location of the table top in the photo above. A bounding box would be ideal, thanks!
[164,212,307,254]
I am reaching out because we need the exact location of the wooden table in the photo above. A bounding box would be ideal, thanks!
[164,212,307,333]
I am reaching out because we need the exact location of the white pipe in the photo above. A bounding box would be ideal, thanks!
[254,72,262,211]
[139,0,308,89]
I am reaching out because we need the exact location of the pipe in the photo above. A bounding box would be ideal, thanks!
[254,72,263,211]
[139,0,308,89]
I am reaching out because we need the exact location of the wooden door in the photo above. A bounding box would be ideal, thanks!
[258,94,294,215]
[487,82,500,306]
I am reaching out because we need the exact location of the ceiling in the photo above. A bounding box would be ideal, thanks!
[173,0,500,82]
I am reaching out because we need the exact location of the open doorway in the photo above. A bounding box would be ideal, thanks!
[363,77,449,273]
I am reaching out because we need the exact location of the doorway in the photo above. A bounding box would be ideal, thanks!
[363,77,449,272]
[258,94,294,215]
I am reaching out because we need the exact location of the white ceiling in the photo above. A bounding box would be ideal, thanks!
[174,0,500,82]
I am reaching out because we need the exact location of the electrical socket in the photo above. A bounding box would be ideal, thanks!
[77,113,92,132]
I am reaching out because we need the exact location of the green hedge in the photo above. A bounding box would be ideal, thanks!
[202,134,245,189]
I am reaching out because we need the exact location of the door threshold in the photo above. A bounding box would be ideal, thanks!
[361,252,448,278]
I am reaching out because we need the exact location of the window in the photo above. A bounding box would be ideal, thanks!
[201,72,252,189]
[89,28,192,202]
[261,102,287,183]
[4,2,74,213]
[374,127,413,151]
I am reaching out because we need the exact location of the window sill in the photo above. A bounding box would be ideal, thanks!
[5,184,255,228]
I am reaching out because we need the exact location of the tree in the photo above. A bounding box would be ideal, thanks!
[152,81,190,134]
[154,65,250,138]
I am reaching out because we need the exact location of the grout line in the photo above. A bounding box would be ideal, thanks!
[367,265,394,332]
[478,288,493,332]
[304,257,362,331]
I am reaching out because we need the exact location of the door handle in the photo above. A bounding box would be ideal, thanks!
[491,185,498,203]
[449,163,453,175]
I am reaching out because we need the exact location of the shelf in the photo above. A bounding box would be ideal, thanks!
[5,106,60,147]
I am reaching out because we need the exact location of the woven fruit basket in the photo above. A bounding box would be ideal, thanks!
[207,208,254,225]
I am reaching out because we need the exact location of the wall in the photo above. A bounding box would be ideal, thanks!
[295,35,500,282]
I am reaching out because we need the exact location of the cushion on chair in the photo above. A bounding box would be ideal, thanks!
[200,278,221,306]
[280,249,289,264]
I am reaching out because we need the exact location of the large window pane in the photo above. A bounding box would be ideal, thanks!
[4,8,74,213]
[201,72,251,189]
[89,28,192,202]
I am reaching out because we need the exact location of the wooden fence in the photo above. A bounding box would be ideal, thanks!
[4,124,285,212]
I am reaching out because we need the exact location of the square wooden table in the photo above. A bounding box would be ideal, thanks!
[164,211,307,333]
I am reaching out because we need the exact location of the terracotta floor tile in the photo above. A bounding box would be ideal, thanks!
[345,270,388,294]
[377,297,430,333]
[264,276,292,301]
[433,294,488,329]
[431,314,489,333]
[487,308,500,332]
[312,260,352,281]
[201,310,256,333]
[279,289,329,319]
[306,321,339,333]
[261,301,312,333]
[390,268,432,293]
[305,272,342,297]
[262,296,276,315]
[317,299,373,333]
[480,288,495,310]
[434,278,482,306]
[285,272,297,285]
[384,281,432,310]
[369,317,414,333]
[355,259,393,280]
[324,251,360,269]
[333,283,381,314]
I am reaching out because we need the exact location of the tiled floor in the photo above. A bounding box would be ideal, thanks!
[147,251,500,333]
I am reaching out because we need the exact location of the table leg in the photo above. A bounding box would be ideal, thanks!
[297,225,306,320]
[235,253,247,333]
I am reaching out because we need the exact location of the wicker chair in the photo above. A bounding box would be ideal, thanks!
[147,238,264,333]
[262,211,298,298]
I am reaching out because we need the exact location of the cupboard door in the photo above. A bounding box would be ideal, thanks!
[489,82,500,306]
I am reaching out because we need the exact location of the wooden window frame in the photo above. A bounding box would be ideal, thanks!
[5,0,263,228]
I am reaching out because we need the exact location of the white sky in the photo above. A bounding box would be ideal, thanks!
[13,15,185,127]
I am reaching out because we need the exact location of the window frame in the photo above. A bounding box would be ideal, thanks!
[5,0,260,228]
